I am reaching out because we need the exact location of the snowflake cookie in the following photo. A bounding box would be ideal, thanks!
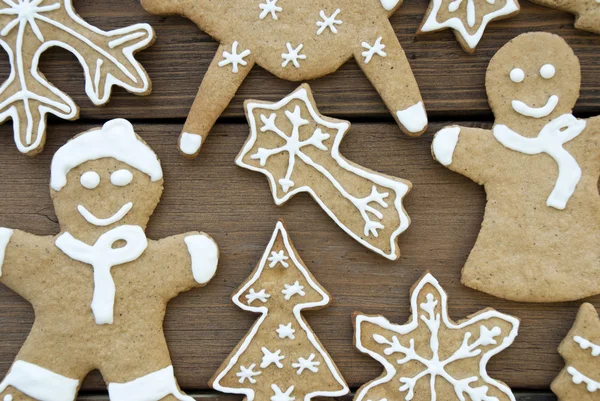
[418,0,520,52]
[210,220,349,401]
[354,272,520,401]
[140,0,428,158]
[528,0,600,35]
[0,1,155,156]
[236,84,412,260]
[552,304,600,401]
[0,119,219,401]
[431,32,600,302]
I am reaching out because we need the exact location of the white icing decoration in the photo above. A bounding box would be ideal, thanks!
[260,347,284,369]
[51,119,162,191]
[271,384,295,401]
[316,9,342,35]
[281,43,306,68]
[77,202,133,227]
[246,288,271,304]
[292,354,320,375]
[282,280,305,300]
[0,228,14,277]
[80,171,100,189]
[211,222,349,400]
[55,225,147,325]
[432,126,460,166]
[574,336,600,357]
[218,41,251,74]
[180,132,202,155]
[567,366,600,393]
[511,95,559,118]
[185,234,219,284]
[268,250,289,268]
[493,114,586,210]
[238,88,410,260]
[259,0,282,20]
[236,365,262,384]
[0,1,154,154]
[540,64,556,79]
[0,360,79,401]
[110,169,133,187]
[361,37,386,64]
[396,102,428,134]
[447,0,476,27]
[354,273,520,401]
[510,68,525,83]
[108,365,194,401]
[380,0,401,10]
[4,394,12,401]
[420,0,519,49]
[276,323,296,339]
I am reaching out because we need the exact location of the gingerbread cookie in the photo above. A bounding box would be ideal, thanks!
[354,272,520,401]
[236,84,412,260]
[140,0,428,158]
[0,119,219,401]
[552,304,600,401]
[431,32,600,302]
[0,0,155,156]
[528,0,600,35]
[210,220,349,401]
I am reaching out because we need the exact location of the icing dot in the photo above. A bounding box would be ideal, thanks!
[510,68,525,83]
[4,395,13,401]
[540,64,555,79]
[110,169,133,187]
[80,171,100,189]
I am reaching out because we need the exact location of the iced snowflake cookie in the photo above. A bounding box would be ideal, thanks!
[0,1,155,156]
[140,0,428,158]
[431,32,600,302]
[354,273,520,401]
[418,0,520,52]
[210,221,349,401]
[0,119,219,401]
[552,304,600,401]
[528,0,600,35]
[236,84,412,260]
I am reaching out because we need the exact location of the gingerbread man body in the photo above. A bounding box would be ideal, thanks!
[432,33,600,302]
[141,0,428,157]
[0,119,219,401]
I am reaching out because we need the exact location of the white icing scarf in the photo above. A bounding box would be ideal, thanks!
[493,114,587,210]
[55,225,148,325]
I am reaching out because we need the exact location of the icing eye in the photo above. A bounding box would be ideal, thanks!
[510,68,525,83]
[80,171,100,189]
[111,169,133,187]
[540,64,556,79]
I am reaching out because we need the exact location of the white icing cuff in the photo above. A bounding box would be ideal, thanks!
[396,102,428,134]
[108,366,194,401]
[0,360,79,401]
[380,0,401,10]
[185,234,219,284]
[0,228,13,277]
[432,127,461,166]
[180,132,202,156]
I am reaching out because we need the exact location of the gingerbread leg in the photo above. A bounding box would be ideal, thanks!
[179,42,255,158]
[354,26,427,136]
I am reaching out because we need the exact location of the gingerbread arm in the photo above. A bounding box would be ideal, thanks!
[179,42,255,158]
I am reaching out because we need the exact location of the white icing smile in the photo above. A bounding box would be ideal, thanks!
[77,202,133,227]
[512,95,559,118]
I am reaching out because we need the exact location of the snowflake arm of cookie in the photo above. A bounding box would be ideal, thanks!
[0,0,154,155]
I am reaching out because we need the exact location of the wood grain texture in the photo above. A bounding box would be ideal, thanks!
[0,122,597,395]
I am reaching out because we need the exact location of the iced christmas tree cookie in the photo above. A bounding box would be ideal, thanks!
[0,119,219,401]
[354,273,520,401]
[210,221,349,401]
[528,0,600,35]
[140,0,428,158]
[0,1,155,156]
[431,32,600,302]
[236,84,412,260]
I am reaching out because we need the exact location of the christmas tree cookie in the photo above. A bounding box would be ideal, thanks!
[0,119,219,401]
[140,0,428,157]
[210,221,349,401]
[431,32,600,302]
[528,0,600,35]
[354,273,520,401]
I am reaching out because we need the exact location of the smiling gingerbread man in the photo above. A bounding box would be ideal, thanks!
[0,119,219,401]
[432,32,600,303]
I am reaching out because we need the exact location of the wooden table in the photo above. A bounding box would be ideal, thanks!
[0,1,598,400]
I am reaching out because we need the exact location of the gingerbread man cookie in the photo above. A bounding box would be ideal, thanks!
[431,32,600,302]
[528,0,600,35]
[0,1,155,156]
[140,0,428,157]
[0,119,219,401]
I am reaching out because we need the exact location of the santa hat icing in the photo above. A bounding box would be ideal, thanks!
[50,119,163,191]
